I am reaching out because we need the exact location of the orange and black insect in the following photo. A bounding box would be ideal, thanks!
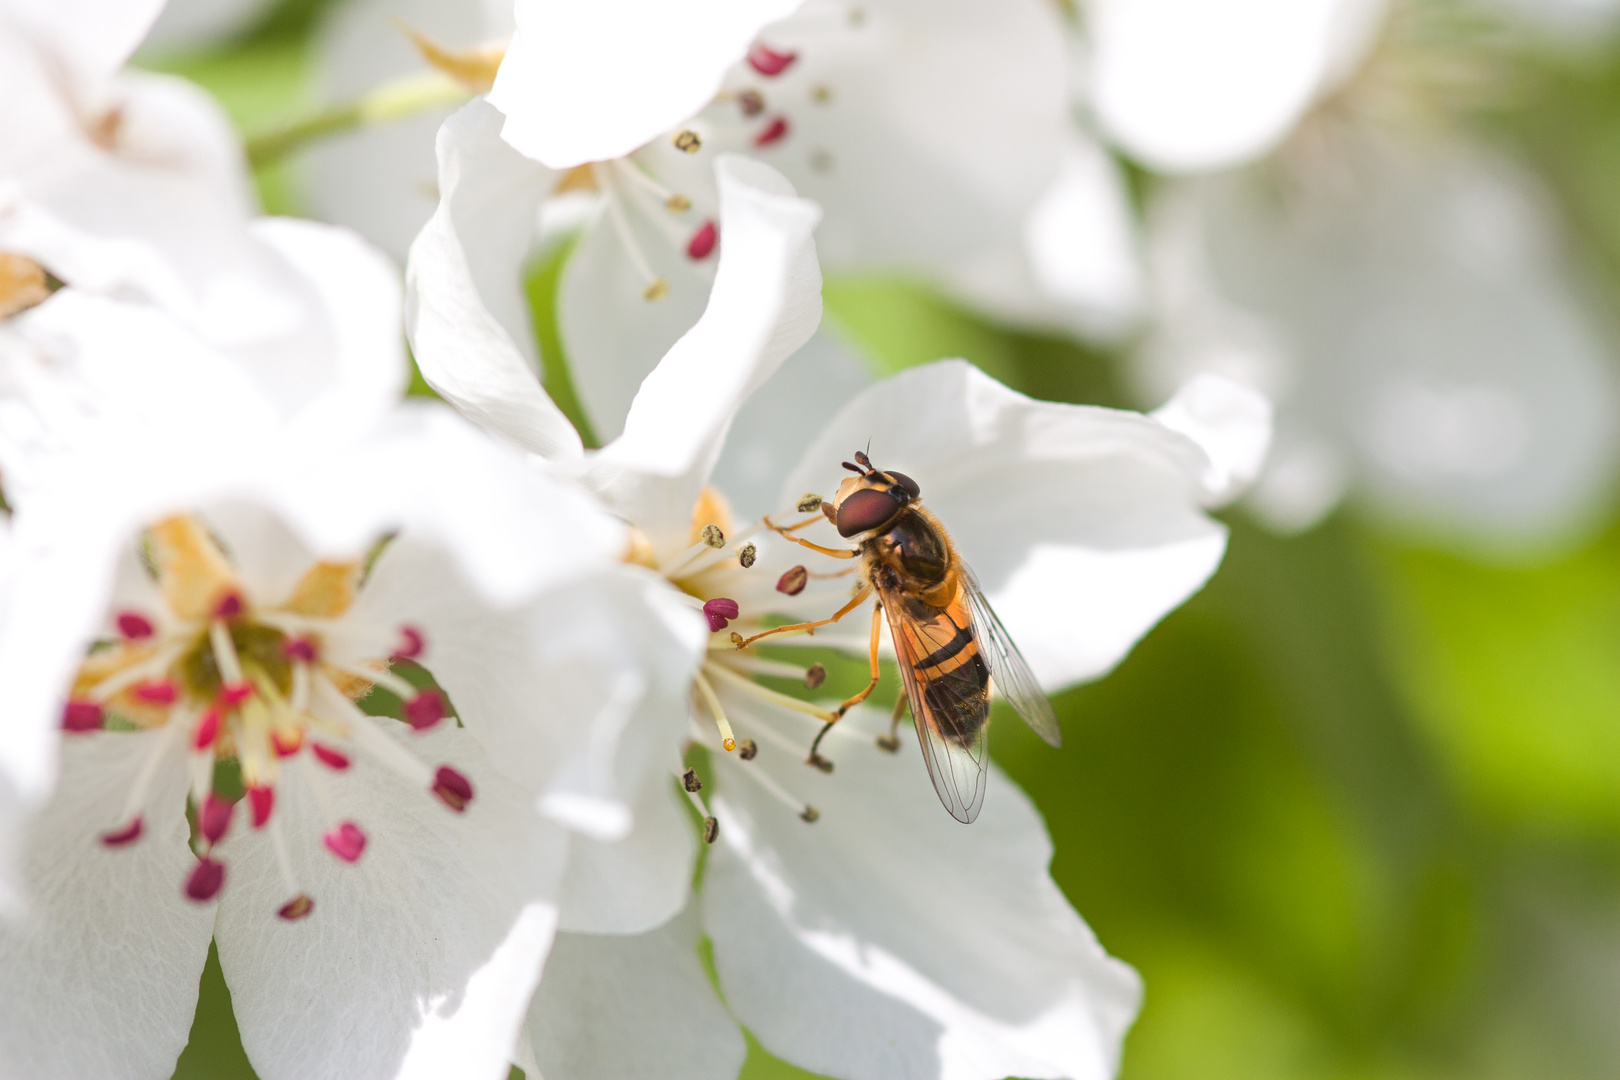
[733,450,1061,823]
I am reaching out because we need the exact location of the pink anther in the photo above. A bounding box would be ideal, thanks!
[185,857,226,902]
[392,625,426,661]
[101,817,143,847]
[62,701,104,732]
[432,766,475,812]
[200,793,234,845]
[687,221,718,260]
[747,43,798,76]
[754,116,790,147]
[311,743,351,771]
[404,690,446,731]
[116,612,155,639]
[193,709,220,750]
[133,680,178,705]
[248,785,274,828]
[323,821,367,863]
[282,637,318,663]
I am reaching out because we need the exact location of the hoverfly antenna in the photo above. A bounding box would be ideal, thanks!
[841,460,865,475]
[854,447,874,470]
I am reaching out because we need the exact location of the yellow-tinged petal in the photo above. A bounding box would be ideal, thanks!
[399,21,505,94]
[148,516,241,621]
[285,561,361,618]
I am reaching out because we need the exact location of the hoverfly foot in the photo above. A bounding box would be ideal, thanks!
[875,734,901,754]
[806,752,834,774]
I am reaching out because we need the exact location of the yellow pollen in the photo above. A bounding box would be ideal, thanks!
[642,278,670,302]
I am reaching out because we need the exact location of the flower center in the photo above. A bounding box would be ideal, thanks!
[63,516,473,921]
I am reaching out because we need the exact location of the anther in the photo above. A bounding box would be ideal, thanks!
[804,663,826,690]
[686,221,718,260]
[682,768,703,793]
[813,84,833,104]
[754,116,790,147]
[185,857,226,902]
[777,566,809,595]
[193,709,220,750]
[311,743,351,770]
[673,130,702,153]
[283,637,318,663]
[702,817,720,843]
[62,701,104,732]
[221,682,254,708]
[730,631,745,648]
[665,193,692,212]
[738,89,765,117]
[404,690,446,730]
[271,729,303,757]
[248,785,274,828]
[643,278,670,302]
[101,818,143,846]
[278,894,315,921]
[746,43,798,76]
[738,738,759,761]
[737,543,757,568]
[432,766,474,812]
[133,680,178,705]
[392,626,426,661]
[323,821,367,863]
[796,493,823,512]
[800,806,820,823]
[116,612,155,639]
[199,794,234,845]
[701,524,725,548]
[703,597,740,632]
[214,593,244,619]
[808,753,834,774]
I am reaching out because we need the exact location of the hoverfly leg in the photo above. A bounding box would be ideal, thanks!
[876,694,908,754]
[762,515,859,560]
[807,603,885,773]
[734,585,873,649]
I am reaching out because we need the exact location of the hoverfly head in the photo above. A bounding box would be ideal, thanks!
[831,452,920,537]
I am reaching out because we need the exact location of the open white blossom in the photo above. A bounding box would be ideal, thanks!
[411,142,1271,1078]
[0,219,706,1080]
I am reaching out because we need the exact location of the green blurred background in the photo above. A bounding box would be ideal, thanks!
[146,1,1620,1076]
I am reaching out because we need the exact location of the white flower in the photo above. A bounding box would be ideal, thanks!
[0,0,322,349]
[1137,134,1620,551]
[411,142,1271,1078]
[0,220,705,1080]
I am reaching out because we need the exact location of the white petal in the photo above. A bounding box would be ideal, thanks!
[558,779,694,935]
[759,0,1068,271]
[1087,0,1386,173]
[779,360,1227,689]
[529,907,746,1080]
[215,725,567,1080]
[704,707,1139,1080]
[303,0,512,261]
[1149,373,1273,505]
[0,730,214,1080]
[139,0,282,54]
[3,0,166,82]
[583,155,822,552]
[354,543,704,845]
[488,0,805,167]
[405,100,584,460]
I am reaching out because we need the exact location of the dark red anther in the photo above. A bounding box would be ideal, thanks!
[686,220,718,260]
[193,709,220,750]
[776,565,809,596]
[200,794,234,845]
[62,701,104,732]
[101,817,143,846]
[432,766,474,812]
[702,597,740,632]
[393,625,425,661]
[221,682,254,708]
[214,593,244,619]
[323,821,366,863]
[754,116,790,147]
[133,680,178,705]
[248,785,274,828]
[311,743,350,770]
[282,637,318,663]
[278,894,314,921]
[404,690,445,731]
[116,612,155,639]
[747,43,798,76]
[185,857,226,902]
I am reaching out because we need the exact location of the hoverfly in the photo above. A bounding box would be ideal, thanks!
[733,450,1061,823]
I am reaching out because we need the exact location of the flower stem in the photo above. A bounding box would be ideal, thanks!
[245,71,470,169]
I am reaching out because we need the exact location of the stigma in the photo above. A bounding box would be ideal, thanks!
[65,515,473,920]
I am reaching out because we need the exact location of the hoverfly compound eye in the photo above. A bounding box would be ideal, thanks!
[836,488,903,537]
[886,471,920,499]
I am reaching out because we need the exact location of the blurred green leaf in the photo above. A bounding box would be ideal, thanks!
[171,942,258,1080]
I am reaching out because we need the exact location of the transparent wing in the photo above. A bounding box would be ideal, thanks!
[880,592,991,823]
[961,565,1062,748]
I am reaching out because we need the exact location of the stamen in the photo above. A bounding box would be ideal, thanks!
[84,645,182,702]
[598,165,669,302]
[754,116,790,147]
[686,221,718,260]
[311,677,433,787]
[737,89,765,117]
[725,749,817,823]
[392,625,425,660]
[746,43,798,76]
[702,597,740,632]
[693,671,737,752]
[101,818,143,846]
[776,565,809,595]
[133,680,178,705]
[278,895,315,921]
[311,743,351,770]
[673,130,701,153]
[432,766,474,812]
[107,719,184,841]
[737,543,757,568]
[220,682,254,708]
[209,619,245,685]
[675,764,719,843]
[199,794,234,845]
[248,785,274,828]
[322,821,367,863]
[796,493,824,512]
[611,159,692,214]
[701,524,726,548]
[330,660,417,703]
[403,689,446,730]
[266,814,306,915]
[272,729,303,757]
[703,661,837,723]
[185,857,226,902]
[193,709,220,750]
[804,663,826,689]
[717,654,818,681]
[738,738,759,760]
[283,637,318,663]
[215,593,244,619]
[682,768,702,792]
[116,612,155,639]
[62,701,104,732]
